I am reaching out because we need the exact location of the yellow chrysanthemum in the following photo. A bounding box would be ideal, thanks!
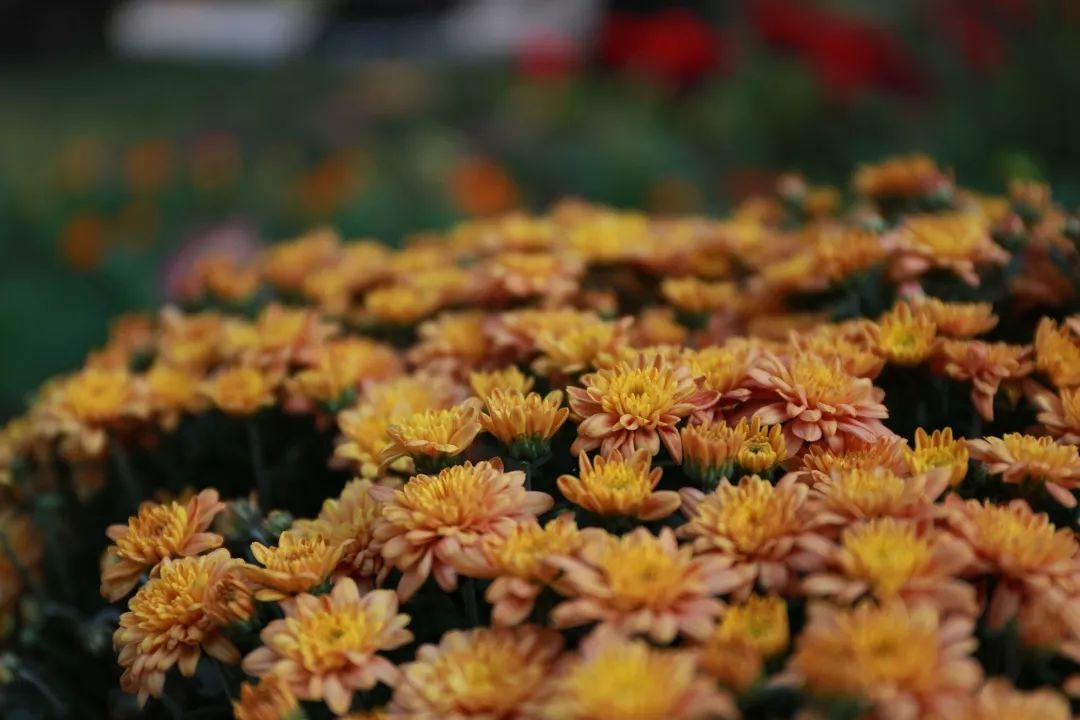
[680,421,742,488]
[115,549,253,705]
[288,338,401,407]
[247,529,350,601]
[261,227,340,292]
[713,594,789,658]
[51,367,148,456]
[408,312,492,377]
[891,212,1008,286]
[853,154,947,199]
[242,579,412,715]
[533,317,631,377]
[661,277,738,315]
[874,302,937,365]
[539,631,736,720]
[480,389,569,459]
[906,427,969,486]
[915,298,997,338]
[1033,385,1080,444]
[960,678,1071,720]
[363,284,443,325]
[808,466,947,526]
[469,365,534,401]
[558,449,679,521]
[389,626,563,718]
[100,488,225,602]
[381,399,483,469]
[968,433,1080,508]
[1035,317,1080,388]
[144,362,205,428]
[735,417,786,472]
[292,477,389,584]
[233,673,303,720]
[203,366,278,416]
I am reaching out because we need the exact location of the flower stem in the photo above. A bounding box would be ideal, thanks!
[212,658,234,700]
[246,419,271,513]
[108,435,141,510]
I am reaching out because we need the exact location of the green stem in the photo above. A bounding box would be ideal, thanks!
[246,420,270,513]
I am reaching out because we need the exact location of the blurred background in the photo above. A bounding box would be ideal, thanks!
[2,0,1078,419]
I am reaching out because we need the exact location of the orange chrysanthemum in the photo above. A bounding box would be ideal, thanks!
[661,277,738,315]
[956,679,1072,720]
[1035,317,1080,388]
[567,354,718,461]
[287,337,401,409]
[913,298,997,338]
[968,433,1080,508]
[699,594,789,692]
[1032,385,1080,444]
[144,362,206,429]
[532,316,632,378]
[480,389,569,460]
[906,427,969,486]
[935,339,1033,421]
[807,467,948,527]
[787,601,981,719]
[469,365,534,402]
[679,475,825,598]
[853,154,949,199]
[373,460,553,600]
[50,367,148,456]
[549,527,728,643]
[247,529,350,601]
[233,673,303,720]
[100,488,225,601]
[889,212,1008,286]
[558,450,680,521]
[115,549,253,705]
[872,302,937,365]
[242,579,412,715]
[685,342,759,420]
[203,365,279,416]
[380,399,483,469]
[388,625,563,719]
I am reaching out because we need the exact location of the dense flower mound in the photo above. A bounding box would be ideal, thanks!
[3,156,1080,718]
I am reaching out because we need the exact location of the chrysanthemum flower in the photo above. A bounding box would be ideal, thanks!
[551,526,728,642]
[968,433,1080,507]
[488,309,600,361]
[944,496,1080,631]
[906,427,969,486]
[203,365,279,416]
[538,630,736,720]
[791,324,885,380]
[287,338,401,409]
[1035,316,1080,388]
[799,436,911,480]
[685,342,759,420]
[699,594,789,693]
[744,352,890,454]
[380,399,483,470]
[558,450,680,521]
[872,302,937,365]
[480,250,581,304]
[889,212,1008,286]
[388,625,562,719]
[680,421,741,489]
[567,354,717,461]
[786,601,980,719]
[532,316,632,378]
[807,467,948,527]
[466,514,589,626]
[100,488,225,601]
[247,529,350,601]
[853,154,949,199]
[811,226,888,283]
[935,339,1033,421]
[291,477,390,587]
[115,549,253,705]
[735,416,786,472]
[373,460,553,600]
[661,277,738,315]
[261,227,340,292]
[958,679,1072,720]
[233,673,303,720]
[241,303,338,368]
[480,389,569,460]
[51,367,148,456]
[679,475,826,598]
[912,297,997,338]
[363,284,443,325]
[144,362,205,429]
[633,306,688,346]
[242,579,412,715]
[408,312,494,379]
[1032,385,1080,444]
[469,365,534,402]
[803,518,975,615]
[158,307,226,370]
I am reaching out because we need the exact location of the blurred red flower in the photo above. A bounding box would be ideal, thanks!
[600,8,728,86]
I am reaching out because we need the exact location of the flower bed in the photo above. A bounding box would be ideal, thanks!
[2,155,1079,718]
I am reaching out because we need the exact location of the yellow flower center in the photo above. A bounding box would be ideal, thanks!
[293,608,375,674]
[65,369,132,421]
[970,503,1077,570]
[566,642,692,719]
[824,469,907,516]
[714,595,789,657]
[400,464,501,527]
[487,519,581,579]
[595,366,688,425]
[701,477,800,553]
[427,635,546,714]
[842,520,932,596]
[596,535,695,610]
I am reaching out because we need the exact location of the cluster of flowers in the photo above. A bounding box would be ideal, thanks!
[3,154,1080,719]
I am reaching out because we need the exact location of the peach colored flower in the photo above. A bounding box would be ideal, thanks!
[388,625,563,719]
[854,154,949,199]
[888,212,1008,286]
[380,399,483,470]
[684,341,760,420]
[1032,384,1080,444]
[558,450,680,521]
[100,488,225,601]
[679,474,827,598]
[953,679,1072,720]
[549,527,728,643]
[935,339,1033,421]
[807,467,948,528]
[372,460,553,600]
[968,433,1080,507]
[242,579,412,715]
[469,365,534,402]
[1035,316,1080,388]
[233,673,303,720]
[246,529,350,601]
[567,354,718,461]
[912,297,997,338]
[799,436,911,480]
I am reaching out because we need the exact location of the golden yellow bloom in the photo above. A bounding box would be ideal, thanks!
[408,312,492,378]
[53,367,148,455]
[679,475,824,598]
[144,362,205,429]
[633,306,688,346]
[558,450,680,521]
[935,339,1033,421]
[469,365,534,401]
[288,338,401,408]
[261,227,340,292]
[811,227,888,283]
[746,352,890,454]
[373,460,553,600]
[233,673,303,720]
[100,488,225,601]
[470,514,588,626]
[791,324,885,380]
[788,601,980,717]
[539,631,736,720]
[389,626,563,718]
[480,389,569,459]
[292,477,389,586]
[158,308,226,370]
[381,399,483,469]
[238,304,337,368]
[567,354,718,461]
[1032,385,1080,444]
[203,366,278,415]
[803,518,975,615]
[680,421,742,488]
[242,579,412,716]
[914,297,997,338]
[854,154,948,199]
[550,527,728,642]
[873,301,937,365]
[957,679,1071,720]
[968,433,1080,508]
[566,207,651,263]
[115,549,253,705]
[363,284,443,325]
[945,496,1080,630]
[1035,317,1080,388]
[533,316,632,378]
[735,416,786,472]
[807,466,948,526]
[890,212,1009,286]
[713,594,789,657]
[661,277,738,315]
[480,250,580,303]
[247,529,350,601]
[799,436,910,478]
[906,427,969,486]
[182,254,260,303]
